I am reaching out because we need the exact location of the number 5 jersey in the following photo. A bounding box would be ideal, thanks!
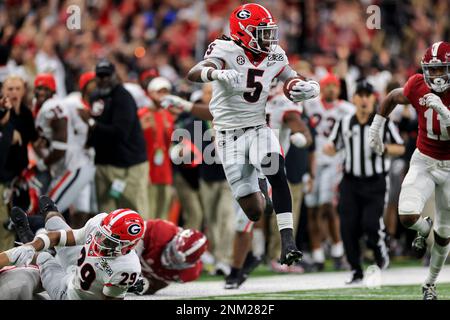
[204,38,288,131]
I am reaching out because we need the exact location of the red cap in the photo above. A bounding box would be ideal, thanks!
[79,71,96,91]
[139,68,159,82]
[34,74,56,92]
[319,73,340,88]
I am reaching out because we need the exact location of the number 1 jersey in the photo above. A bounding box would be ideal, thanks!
[204,39,288,130]
[403,73,450,160]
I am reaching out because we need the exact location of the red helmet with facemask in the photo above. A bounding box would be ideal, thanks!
[161,229,208,270]
[229,3,278,54]
[93,209,145,257]
[421,41,450,93]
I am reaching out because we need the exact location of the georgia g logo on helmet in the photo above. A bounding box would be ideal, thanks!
[128,223,142,235]
[236,9,251,19]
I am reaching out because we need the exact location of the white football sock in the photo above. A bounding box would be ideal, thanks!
[410,217,431,237]
[276,212,293,231]
[331,242,344,258]
[424,242,450,285]
[312,248,325,263]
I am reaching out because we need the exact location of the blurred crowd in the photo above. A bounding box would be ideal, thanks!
[0,0,448,278]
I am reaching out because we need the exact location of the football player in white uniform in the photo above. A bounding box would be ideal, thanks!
[185,3,320,266]
[303,73,355,270]
[0,196,144,300]
[33,74,95,214]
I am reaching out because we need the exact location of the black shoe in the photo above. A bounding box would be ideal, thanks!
[38,195,58,216]
[422,283,437,300]
[313,262,325,272]
[280,230,303,266]
[280,245,303,266]
[10,207,34,244]
[345,270,363,285]
[412,217,433,259]
[242,252,263,277]
[258,178,273,216]
[333,257,347,271]
[224,272,247,289]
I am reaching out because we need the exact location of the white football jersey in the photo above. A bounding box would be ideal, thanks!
[266,92,303,153]
[67,213,141,300]
[205,39,288,130]
[303,97,355,165]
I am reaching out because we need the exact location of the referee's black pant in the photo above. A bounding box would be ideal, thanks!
[338,174,389,276]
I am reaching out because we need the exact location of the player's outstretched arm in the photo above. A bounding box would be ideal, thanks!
[0,228,76,268]
[187,60,220,83]
[369,88,410,155]
[161,95,213,121]
[283,111,313,148]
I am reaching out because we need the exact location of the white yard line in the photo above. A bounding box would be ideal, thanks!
[127,266,450,300]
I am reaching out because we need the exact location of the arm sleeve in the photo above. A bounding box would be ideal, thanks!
[402,74,421,105]
[88,89,138,146]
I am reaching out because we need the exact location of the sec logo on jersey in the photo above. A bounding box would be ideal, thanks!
[236,55,245,65]
[236,9,251,19]
[128,223,142,235]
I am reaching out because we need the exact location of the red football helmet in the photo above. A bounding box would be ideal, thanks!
[229,3,278,54]
[421,41,450,93]
[93,209,145,257]
[161,229,208,270]
[34,73,56,92]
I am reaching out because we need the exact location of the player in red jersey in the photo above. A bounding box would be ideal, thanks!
[130,220,207,295]
[369,41,450,300]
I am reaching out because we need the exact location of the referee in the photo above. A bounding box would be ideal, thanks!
[323,80,405,284]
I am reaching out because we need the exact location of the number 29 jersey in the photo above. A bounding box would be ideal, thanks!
[403,73,450,160]
[205,39,288,131]
[67,213,141,300]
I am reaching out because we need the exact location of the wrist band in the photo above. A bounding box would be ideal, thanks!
[201,68,213,82]
[36,233,51,251]
[58,230,67,247]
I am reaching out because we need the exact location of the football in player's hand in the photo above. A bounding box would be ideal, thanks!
[283,76,306,101]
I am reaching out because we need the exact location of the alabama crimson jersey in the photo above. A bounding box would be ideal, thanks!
[67,213,141,300]
[205,38,288,130]
[139,219,202,283]
[403,74,450,160]
[266,91,303,153]
[303,97,355,165]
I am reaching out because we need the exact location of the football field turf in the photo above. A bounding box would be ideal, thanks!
[197,283,450,300]
[129,263,450,300]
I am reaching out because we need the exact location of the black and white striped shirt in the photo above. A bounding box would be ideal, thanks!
[329,113,404,178]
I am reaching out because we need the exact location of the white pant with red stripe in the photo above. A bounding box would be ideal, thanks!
[48,164,96,213]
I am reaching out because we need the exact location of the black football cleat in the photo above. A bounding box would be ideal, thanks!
[422,283,437,300]
[412,217,433,259]
[38,195,59,216]
[242,252,263,278]
[280,246,303,266]
[224,272,247,290]
[10,207,34,244]
[258,178,273,216]
[345,270,364,285]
